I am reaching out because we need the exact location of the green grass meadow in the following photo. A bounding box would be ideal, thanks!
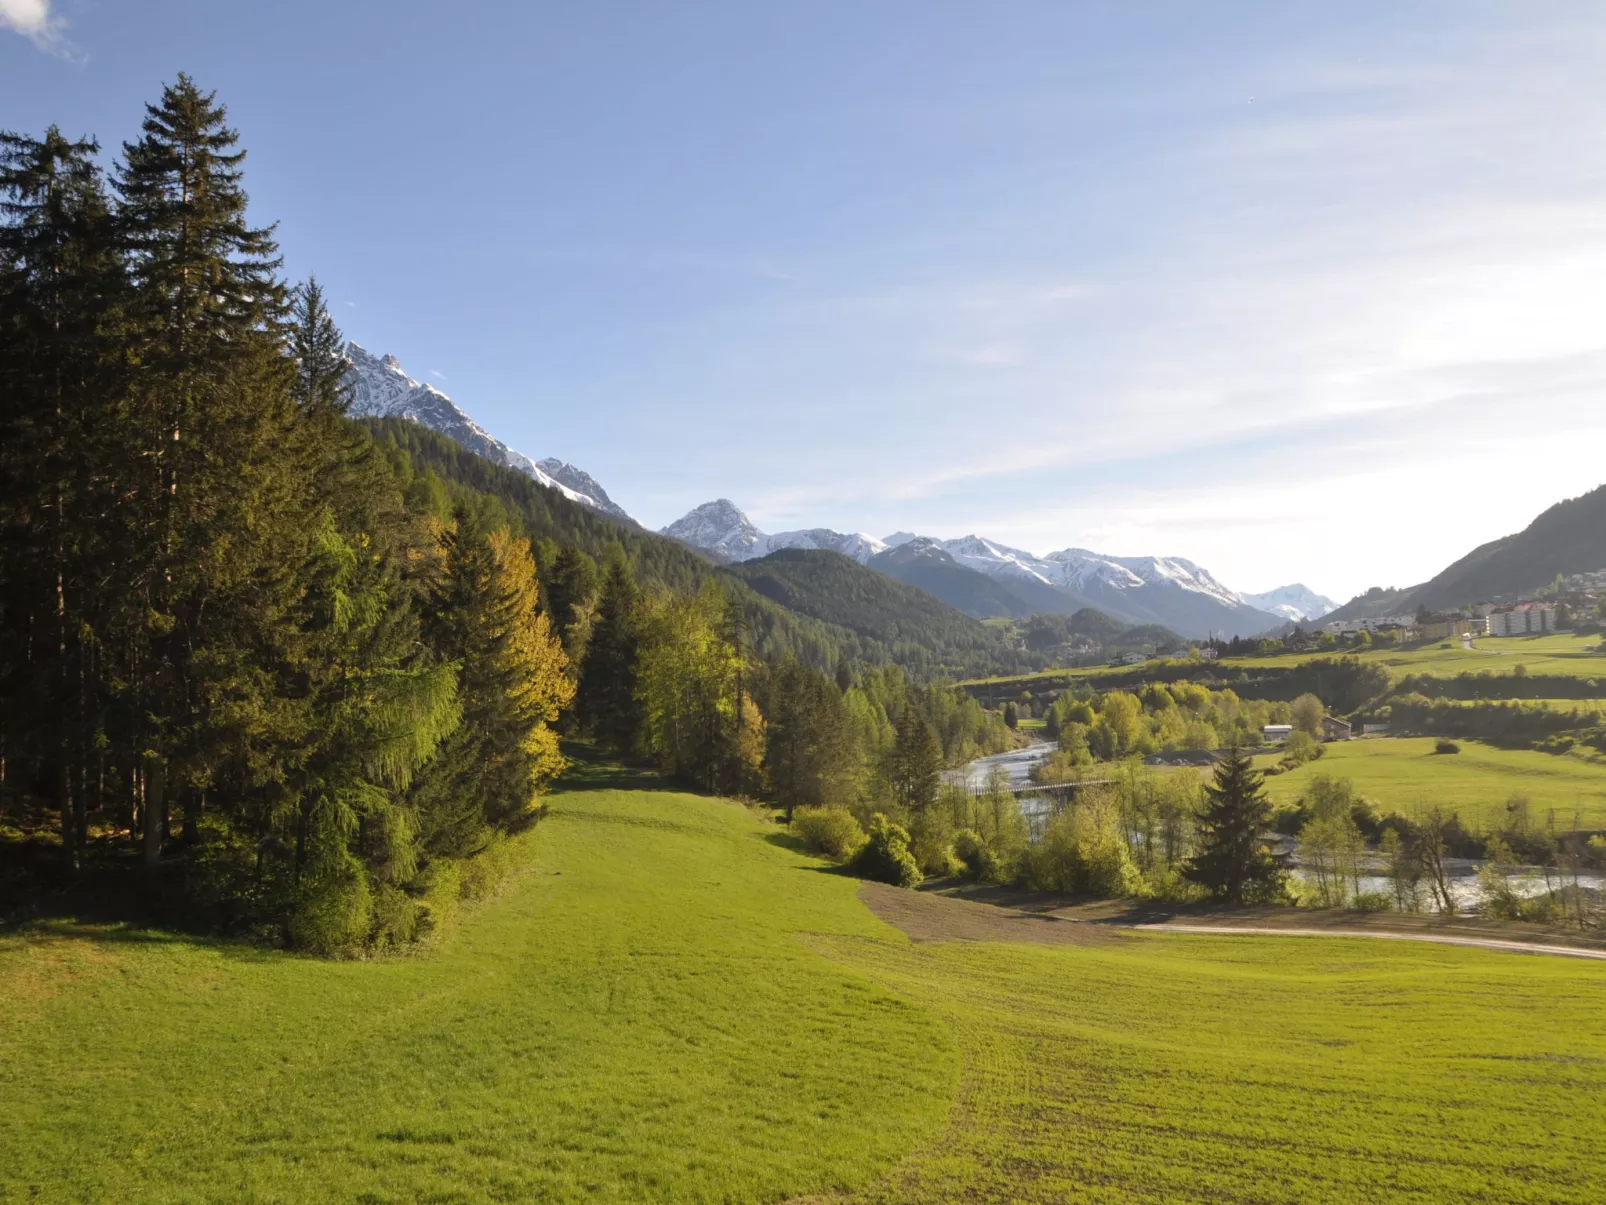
[5,771,1606,1203]
[964,632,1606,691]
[822,930,1606,1204]
[1255,737,1606,830]
[0,782,953,1204]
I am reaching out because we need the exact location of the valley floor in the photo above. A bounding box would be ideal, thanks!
[4,770,1605,1204]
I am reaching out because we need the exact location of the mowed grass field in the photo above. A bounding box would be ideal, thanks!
[963,633,1606,691]
[823,923,1606,1204]
[1253,737,1606,830]
[5,770,1606,1203]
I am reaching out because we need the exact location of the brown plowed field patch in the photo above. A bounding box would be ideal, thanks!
[859,881,1120,947]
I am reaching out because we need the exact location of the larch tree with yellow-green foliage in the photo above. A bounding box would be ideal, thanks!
[408,511,573,855]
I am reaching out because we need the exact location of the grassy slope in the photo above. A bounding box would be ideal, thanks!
[6,770,1606,1204]
[0,776,954,1205]
[821,928,1606,1204]
[1254,737,1606,829]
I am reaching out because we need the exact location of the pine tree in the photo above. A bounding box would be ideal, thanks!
[290,277,350,416]
[0,126,123,874]
[110,75,298,868]
[544,545,599,661]
[766,659,850,821]
[886,704,942,816]
[1183,746,1289,903]
[576,558,643,754]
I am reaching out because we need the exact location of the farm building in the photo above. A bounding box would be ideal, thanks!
[1321,715,1353,740]
[1262,724,1293,742]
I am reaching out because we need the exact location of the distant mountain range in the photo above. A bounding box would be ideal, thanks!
[1325,484,1606,622]
[661,500,1310,640]
[342,344,1334,640]
[343,344,632,522]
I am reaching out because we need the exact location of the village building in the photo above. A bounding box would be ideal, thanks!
[1487,603,1557,636]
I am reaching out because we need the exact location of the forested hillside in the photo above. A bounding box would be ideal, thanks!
[378,420,1035,680]
[1328,483,1606,619]
[728,549,1021,679]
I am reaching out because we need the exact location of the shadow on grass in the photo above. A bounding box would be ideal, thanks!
[551,741,676,794]
[758,830,859,877]
[761,830,809,855]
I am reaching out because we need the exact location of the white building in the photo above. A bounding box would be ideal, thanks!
[1262,724,1293,742]
[1487,603,1557,636]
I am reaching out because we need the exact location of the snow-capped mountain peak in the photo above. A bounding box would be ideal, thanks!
[660,501,886,564]
[1240,584,1338,623]
[341,342,631,523]
[536,458,631,522]
[660,500,767,559]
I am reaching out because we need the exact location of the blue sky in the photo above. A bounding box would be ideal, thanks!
[6,2,1606,601]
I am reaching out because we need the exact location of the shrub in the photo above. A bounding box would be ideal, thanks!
[791,806,867,861]
[288,865,374,957]
[850,814,922,888]
[1434,739,1460,755]
[1137,862,1207,902]
[953,828,1005,883]
[1272,803,1308,836]
[1022,790,1140,898]
[458,836,519,902]
[1352,891,1393,912]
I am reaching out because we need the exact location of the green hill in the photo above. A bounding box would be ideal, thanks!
[869,540,1038,618]
[1329,482,1606,619]
[727,548,1022,678]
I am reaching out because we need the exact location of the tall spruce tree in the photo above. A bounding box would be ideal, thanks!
[1183,746,1289,903]
[110,75,301,867]
[765,659,850,821]
[0,126,123,873]
[576,558,644,754]
[544,545,599,661]
[886,704,942,816]
[290,277,350,416]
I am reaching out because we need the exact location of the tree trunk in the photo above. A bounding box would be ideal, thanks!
[55,759,77,878]
[143,755,166,870]
[183,786,202,844]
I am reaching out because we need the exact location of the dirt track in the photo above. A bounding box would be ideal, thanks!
[862,882,1606,961]
[1132,923,1606,960]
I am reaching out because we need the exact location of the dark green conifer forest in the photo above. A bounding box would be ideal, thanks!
[0,77,1017,951]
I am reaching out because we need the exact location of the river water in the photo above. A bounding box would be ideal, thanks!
[947,744,1604,910]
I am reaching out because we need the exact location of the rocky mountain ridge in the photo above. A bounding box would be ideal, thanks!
[343,343,630,521]
[661,499,1297,639]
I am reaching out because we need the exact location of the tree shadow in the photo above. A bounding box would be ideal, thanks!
[551,741,672,793]
[761,830,810,855]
